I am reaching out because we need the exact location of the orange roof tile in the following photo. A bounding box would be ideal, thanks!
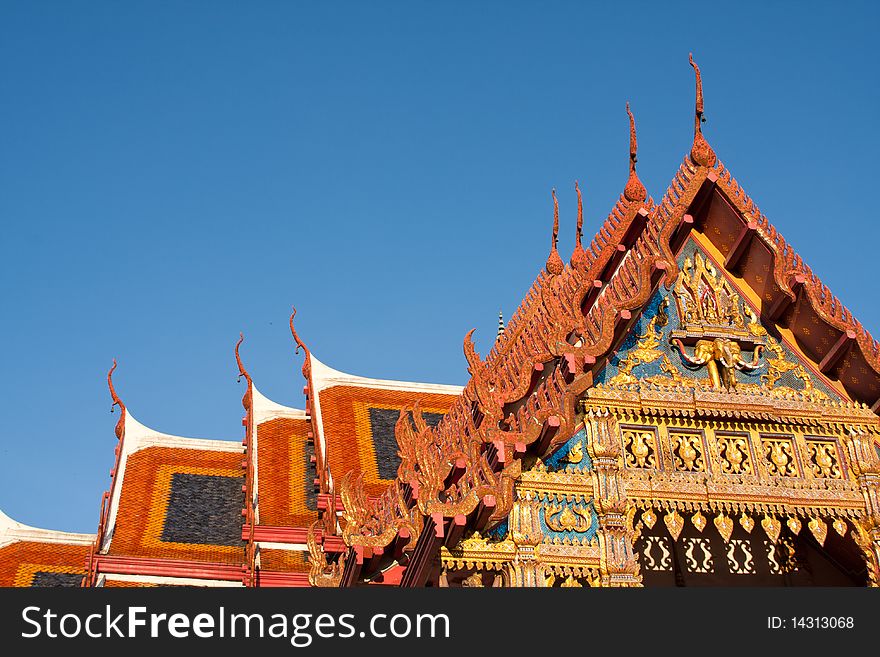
[106,446,245,564]
[0,541,89,587]
[255,417,317,528]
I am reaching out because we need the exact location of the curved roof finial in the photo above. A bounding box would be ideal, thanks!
[107,358,126,440]
[570,181,588,270]
[108,358,124,413]
[234,332,252,386]
[623,102,647,202]
[689,53,716,167]
[289,307,310,356]
[545,188,564,276]
[289,307,313,380]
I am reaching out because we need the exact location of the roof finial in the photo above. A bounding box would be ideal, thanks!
[497,310,506,339]
[689,53,716,167]
[289,307,310,357]
[289,307,313,380]
[623,102,647,202]
[545,188,564,276]
[108,358,124,413]
[107,358,126,440]
[234,332,252,386]
[570,181,588,270]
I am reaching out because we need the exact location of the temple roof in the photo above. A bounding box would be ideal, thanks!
[335,56,880,585]
[309,354,463,496]
[0,510,94,587]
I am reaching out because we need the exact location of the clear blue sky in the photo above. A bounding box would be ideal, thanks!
[2,1,878,533]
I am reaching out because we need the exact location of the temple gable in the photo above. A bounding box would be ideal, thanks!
[596,237,840,402]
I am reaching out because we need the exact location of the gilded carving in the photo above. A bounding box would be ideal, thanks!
[691,510,707,532]
[808,518,828,547]
[664,510,684,541]
[786,517,802,535]
[714,513,734,543]
[624,428,657,469]
[762,437,798,477]
[806,440,841,479]
[671,431,705,472]
[545,503,593,533]
[762,515,782,543]
[740,513,755,534]
[717,434,752,475]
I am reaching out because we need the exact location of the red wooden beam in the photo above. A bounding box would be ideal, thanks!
[400,514,444,588]
[534,415,561,455]
[724,220,758,271]
[93,555,243,581]
[472,495,496,531]
[819,330,856,374]
[444,514,467,548]
[255,572,311,587]
[765,275,805,323]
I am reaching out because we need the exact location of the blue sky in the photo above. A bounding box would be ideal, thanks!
[1,1,878,532]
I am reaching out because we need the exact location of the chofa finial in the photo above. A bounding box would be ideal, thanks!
[689,53,716,167]
[234,332,252,385]
[570,181,588,270]
[623,102,647,202]
[107,359,126,439]
[546,188,564,276]
[108,358,124,413]
[289,307,310,357]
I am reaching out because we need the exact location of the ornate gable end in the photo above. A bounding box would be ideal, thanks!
[595,236,842,403]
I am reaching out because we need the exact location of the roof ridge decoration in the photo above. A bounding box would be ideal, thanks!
[108,359,126,441]
[234,333,253,388]
[545,189,565,276]
[289,307,312,381]
[689,53,716,168]
[624,103,647,202]
[570,181,588,270]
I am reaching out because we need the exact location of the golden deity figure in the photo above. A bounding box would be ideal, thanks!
[669,251,764,390]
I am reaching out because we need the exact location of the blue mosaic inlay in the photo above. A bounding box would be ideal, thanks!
[544,427,592,473]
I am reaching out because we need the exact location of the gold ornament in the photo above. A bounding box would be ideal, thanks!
[832,518,848,537]
[642,508,657,529]
[560,574,582,588]
[691,510,707,532]
[808,518,827,547]
[740,513,755,533]
[762,515,782,543]
[787,517,802,535]
[665,510,684,541]
[714,514,734,542]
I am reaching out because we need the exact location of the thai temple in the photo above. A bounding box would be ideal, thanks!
[3,56,880,588]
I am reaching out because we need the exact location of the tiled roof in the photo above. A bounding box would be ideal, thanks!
[105,445,245,563]
[0,510,94,587]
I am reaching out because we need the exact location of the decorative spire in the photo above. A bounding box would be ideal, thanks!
[689,53,716,167]
[107,358,126,440]
[497,310,506,339]
[290,307,310,357]
[108,358,124,413]
[234,332,252,386]
[545,188,564,276]
[570,180,589,270]
[623,102,647,202]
